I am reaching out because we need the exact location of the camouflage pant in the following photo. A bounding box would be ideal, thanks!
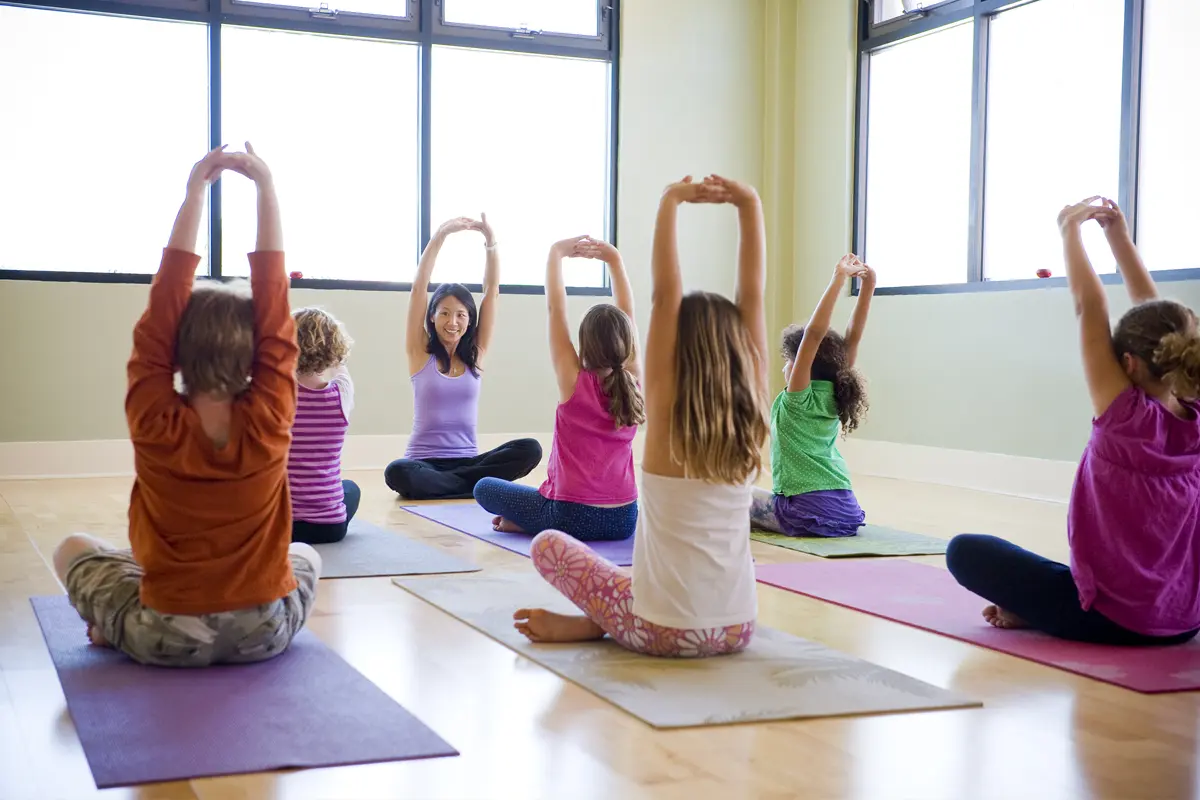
[63,548,318,667]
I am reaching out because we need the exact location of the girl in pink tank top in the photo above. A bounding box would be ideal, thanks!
[473,236,643,542]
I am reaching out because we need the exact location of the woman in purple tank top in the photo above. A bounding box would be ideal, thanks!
[473,236,643,542]
[384,215,541,500]
[947,197,1200,646]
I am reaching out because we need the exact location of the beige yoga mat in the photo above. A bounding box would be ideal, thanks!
[752,525,948,558]
[314,520,481,579]
[392,572,978,728]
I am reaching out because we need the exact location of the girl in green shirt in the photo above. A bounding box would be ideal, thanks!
[750,254,875,537]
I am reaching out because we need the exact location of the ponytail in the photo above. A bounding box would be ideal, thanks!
[1155,330,1200,401]
[601,366,646,429]
[833,367,869,435]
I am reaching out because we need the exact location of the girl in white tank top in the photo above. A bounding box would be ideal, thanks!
[514,175,771,657]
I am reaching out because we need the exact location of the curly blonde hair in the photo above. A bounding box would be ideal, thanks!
[176,280,254,397]
[672,292,770,484]
[294,307,353,375]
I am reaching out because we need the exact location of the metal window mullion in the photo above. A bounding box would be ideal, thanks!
[603,0,619,291]
[418,0,433,269]
[850,48,870,297]
[1118,0,1144,243]
[965,7,990,284]
[208,12,223,279]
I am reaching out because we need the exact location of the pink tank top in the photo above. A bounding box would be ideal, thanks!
[540,369,638,505]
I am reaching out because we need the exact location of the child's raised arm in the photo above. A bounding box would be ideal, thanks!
[127,147,227,440]
[788,255,866,394]
[843,262,877,368]
[578,237,642,384]
[705,175,769,397]
[545,236,587,401]
[225,143,298,431]
[1060,197,1130,417]
[475,213,500,364]
[1096,197,1158,305]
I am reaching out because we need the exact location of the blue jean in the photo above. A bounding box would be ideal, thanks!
[945,533,1199,646]
[473,478,637,542]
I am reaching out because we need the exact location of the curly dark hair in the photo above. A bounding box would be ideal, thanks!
[780,324,868,435]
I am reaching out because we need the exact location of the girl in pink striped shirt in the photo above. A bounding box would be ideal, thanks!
[289,308,358,545]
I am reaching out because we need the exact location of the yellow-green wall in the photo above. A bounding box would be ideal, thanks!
[0,0,765,444]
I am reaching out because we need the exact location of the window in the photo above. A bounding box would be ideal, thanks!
[1135,0,1200,272]
[857,0,1195,292]
[441,0,599,37]
[864,22,973,288]
[0,7,209,274]
[221,28,419,280]
[0,1,616,292]
[982,0,1123,281]
[430,47,610,287]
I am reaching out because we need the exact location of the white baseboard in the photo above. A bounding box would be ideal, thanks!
[0,433,1073,505]
[839,438,1076,505]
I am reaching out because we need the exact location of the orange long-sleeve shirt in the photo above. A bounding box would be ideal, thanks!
[125,248,299,615]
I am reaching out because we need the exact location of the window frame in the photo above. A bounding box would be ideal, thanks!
[853,0,1200,296]
[0,0,618,295]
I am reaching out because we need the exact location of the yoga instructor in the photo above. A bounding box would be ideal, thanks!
[384,215,542,500]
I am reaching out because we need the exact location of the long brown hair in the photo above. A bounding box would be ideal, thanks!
[578,304,645,428]
[1113,299,1200,399]
[672,292,770,483]
[780,325,868,434]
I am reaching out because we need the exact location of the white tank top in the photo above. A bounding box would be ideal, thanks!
[631,472,758,629]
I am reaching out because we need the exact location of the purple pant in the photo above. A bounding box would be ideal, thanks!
[751,488,864,538]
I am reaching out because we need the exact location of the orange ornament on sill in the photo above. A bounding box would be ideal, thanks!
[1036,269,1052,278]
[289,271,303,280]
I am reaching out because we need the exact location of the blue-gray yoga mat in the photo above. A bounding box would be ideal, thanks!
[401,502,636,566]
[316,519,481,578]
[31,595,457,788]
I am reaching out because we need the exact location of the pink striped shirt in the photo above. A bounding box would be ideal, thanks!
[288,368,353,524]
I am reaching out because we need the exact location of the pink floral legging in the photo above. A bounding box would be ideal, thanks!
[530,529,755,658]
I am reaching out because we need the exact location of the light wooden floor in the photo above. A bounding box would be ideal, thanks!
[2,470,1197,800]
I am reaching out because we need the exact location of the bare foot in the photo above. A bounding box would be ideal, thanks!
[493,516,526,533]
[87,624,112,648]
[513,608,605,643]
[982,604,1028,629]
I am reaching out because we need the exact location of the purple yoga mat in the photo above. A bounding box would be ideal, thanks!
[401,502,636,566]
[31,595,457,788]
[756,560,1200,694]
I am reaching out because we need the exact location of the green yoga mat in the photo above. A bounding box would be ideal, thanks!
[751,525,948,558]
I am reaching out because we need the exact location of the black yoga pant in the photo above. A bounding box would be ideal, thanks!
[291,479,361,545]
[384,438,543,501]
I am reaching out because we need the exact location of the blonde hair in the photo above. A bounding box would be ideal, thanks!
[176,280,254,396]
[578,304,645,429]
[671,292,770,484]
[293,307,353,375]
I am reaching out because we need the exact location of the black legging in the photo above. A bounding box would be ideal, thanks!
[384,438,542,501]
[292,479,361,545]
[945,533,1199,646]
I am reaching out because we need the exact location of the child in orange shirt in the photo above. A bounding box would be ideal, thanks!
[52,144,322,667]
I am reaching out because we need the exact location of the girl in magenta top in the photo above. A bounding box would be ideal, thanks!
[474,236,643,542]
[947,197,1200,645]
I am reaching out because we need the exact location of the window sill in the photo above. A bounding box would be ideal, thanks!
[0,270,611,296]
[859,268,1200,296]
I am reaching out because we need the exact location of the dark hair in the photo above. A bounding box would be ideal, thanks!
[1113,299,1200,399]
[425,283,480,377]
[577,304,645,429]
[780,324,868,435]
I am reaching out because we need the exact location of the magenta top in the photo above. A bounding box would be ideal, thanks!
[539,369,638,505]
[406,355,479,460]
[1070,386,1200,636]
[289,369,353,524]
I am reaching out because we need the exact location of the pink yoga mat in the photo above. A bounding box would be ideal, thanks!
[755,560,1200,693]
[401,502,635,566]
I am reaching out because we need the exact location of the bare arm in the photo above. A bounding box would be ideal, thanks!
[546,237,584,401]
[1096,197,1158,305]
[788,255,863,393]
[475,213,500,362]
[408,217,475,372]
[712,176,770,398]
[644,185,691,417]
[1060,199,1130,417]
[843,264,876,368]
[579,237,641,384]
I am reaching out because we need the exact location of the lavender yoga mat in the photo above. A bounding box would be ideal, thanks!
[755,560,1200,694]
[401,502,636,566]
[31,595,457,788]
